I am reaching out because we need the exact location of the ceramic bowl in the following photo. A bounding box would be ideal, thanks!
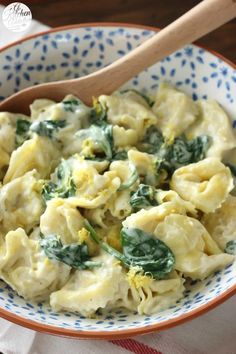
[0,24,235,339]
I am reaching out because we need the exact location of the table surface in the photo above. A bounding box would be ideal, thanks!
[1,0,236,63]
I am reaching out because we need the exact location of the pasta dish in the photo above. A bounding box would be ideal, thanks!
[0,83,235,316]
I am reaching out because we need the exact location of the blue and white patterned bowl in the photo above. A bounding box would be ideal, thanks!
[0,24,235,339]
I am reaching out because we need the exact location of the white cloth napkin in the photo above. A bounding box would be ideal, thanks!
[0,5,236,354]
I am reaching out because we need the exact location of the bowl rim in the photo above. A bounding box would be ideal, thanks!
[0,22,235,340]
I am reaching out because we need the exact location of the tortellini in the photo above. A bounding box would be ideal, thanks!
[30,95,90,150]
[0,228,70,301]
[106,190,132,220]
[86,160,136,223]
[0,170,44,233]
[64,156,121,208]
[30,98,56,120]
[40,198,84,244]
[50,252,126,316]
[115,90,152,108]
[152,82,199,139]
[128,149,157,185]
[113,126,138,148]
[83,206,111,229]
[113,270,185,315]
[171,157,234,213]
[156,189,197,216]
[154,214,233,280]
[109,160,138,186]
[4,136,60,183]
[202,195,236,251]
[123,199,190,234]
[99,94,157,143]
[186,99,236,158]
[40,198,99,256]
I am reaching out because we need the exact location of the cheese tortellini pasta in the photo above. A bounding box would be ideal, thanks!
[99,93,157,142]
[62,156,121,208]
[186,99,236,158]
[0,83,235,317]
[0,170,44,233]
[40,198,85,244]
[112,269,185,315]
[50,252,126,316]
[0,228,70,301]
[171,157,234,213]
[4,136,60,184]
[154,214,233,280]
[202,195,236,251]
[152,82,199,139]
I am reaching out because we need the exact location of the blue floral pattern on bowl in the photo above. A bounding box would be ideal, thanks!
[0,25,235,337]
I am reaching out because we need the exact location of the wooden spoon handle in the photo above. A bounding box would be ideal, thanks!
[87,0,236,92]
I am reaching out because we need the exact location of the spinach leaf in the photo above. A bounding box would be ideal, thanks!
[15,119,31,146]
[188,135,211,162]
[139,125,164,154]
[30,120,66,138]
[42,159,76,202]
[40,234,101,269]
[130,184,158,211]
[224,240,236,255]
[15,118,66,146]
[76,124,113,160]
[154,134,211,180]
[121,227,175,279]
[63,98,81,112]
[139,125,211,175]
[226,163,236,177]
[121,89,155,107]
[78,98,129,162]
[85,221,175,279]
[118,163,139,191]
[169,134,210,168]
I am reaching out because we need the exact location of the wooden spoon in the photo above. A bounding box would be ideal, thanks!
[0,0,235,114]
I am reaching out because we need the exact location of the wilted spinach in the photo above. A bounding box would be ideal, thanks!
[15,118,66,146]
[15,119,31,146]
[78,97,131,162]
[138,125,164,154]
[76,122,131,162]
[224,240,236,255]
[139,125,211,179]
[76,123,113,160]
[40,234,101,269]
[130,184,158,211]
[85,220,175,279]
[30,120,66,138]
[188,135,211,162]
[63,98,81,112]
[42,159,76,202]
[157,134,211,174]
[121,227,175,279]
[142,131,211,183]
